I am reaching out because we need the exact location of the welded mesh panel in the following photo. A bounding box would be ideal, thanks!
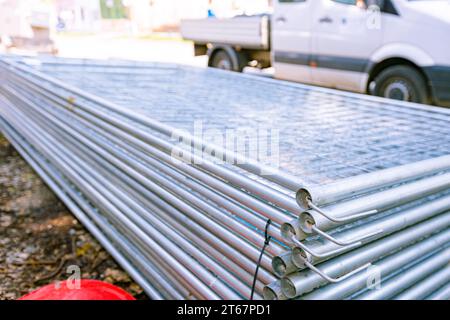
[15,57,450,185]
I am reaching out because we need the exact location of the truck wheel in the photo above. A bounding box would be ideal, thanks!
[210,50,234,71]
[209,49,247,72]
[370,65,430,104]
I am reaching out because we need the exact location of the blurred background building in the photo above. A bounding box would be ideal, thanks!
[0,0,271,54]
[0,0,56,52]
[53,0,271,34]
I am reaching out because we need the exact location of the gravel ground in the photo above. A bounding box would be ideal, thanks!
[0,133,145,300]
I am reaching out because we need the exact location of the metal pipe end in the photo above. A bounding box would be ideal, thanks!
[262,286,279,300]
[281,277,297,299]
[272,256,288,278]
[263,282,288,300]
[291,246,309,269]
[296,188,312,210]
[298,211,316,234]
[281,220,298,240]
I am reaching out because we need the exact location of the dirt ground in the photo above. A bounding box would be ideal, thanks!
[0,133,145,300]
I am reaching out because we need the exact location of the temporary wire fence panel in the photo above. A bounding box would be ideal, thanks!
[19,57,450,188]
[1,55,450,300]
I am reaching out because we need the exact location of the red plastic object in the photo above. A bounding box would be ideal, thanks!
[19,279,136,300]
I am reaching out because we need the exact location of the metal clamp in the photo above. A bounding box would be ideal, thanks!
[291,236,361,259]
[302,257,371,283]
[308,199,378,223]
[311,225,384,247]
[291,238,371,283]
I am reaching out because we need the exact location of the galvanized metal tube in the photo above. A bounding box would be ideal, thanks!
[0,107,229,300]
[0,119,176,300]
[19,73,296,225]
[0,81,278,292]
[39,125,261,298]
[74,169,250,299]
[290,195,450,269]
[24,82,287,248]
[81,148,275,289]
[3,76,293,230]
[299,173,450,237]
[296,155,450,209]
[1,89,275,273]
[62,156,253,299]
[8,55,450,120]
[272,252,300,278]
[1,58,304,192]
[297,229,450,300]
[1,109,219,300]
[108,172,270,295]
[51,118,274,293]
[10,96,275,289]
[358,248,450,300]
[70,112,287,245]
[283,212,450,298]
[394,265,450,300]
[0,108,201,300]
[2,105,251,299]
[4,56,450,300]
[262,281,288,301]
[0,61,303,214]
[426,283,450,300]
[1,116,203,300]
[116,226,201,299]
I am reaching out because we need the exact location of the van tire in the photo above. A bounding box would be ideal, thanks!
[371,65,430,104]
[209,49,247,72]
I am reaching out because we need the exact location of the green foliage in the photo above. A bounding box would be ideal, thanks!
[99,0,128,20]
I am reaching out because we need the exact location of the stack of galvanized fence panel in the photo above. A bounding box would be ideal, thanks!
[0,55,449,300]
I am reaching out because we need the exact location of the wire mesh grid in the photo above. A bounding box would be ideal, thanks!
[8,56,450,186]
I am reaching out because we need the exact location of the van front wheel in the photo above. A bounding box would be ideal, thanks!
[370,65,430,104]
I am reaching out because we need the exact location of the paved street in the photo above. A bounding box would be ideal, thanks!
[1,32,274,78]
[54,33,208,67]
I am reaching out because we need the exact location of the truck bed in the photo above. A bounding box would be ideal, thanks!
[180,15,270,50]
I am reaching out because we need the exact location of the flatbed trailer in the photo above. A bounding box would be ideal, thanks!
[181,15,270,51]
[181,15,272,70]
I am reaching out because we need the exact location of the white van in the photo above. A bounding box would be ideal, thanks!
[181,0,450,107]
